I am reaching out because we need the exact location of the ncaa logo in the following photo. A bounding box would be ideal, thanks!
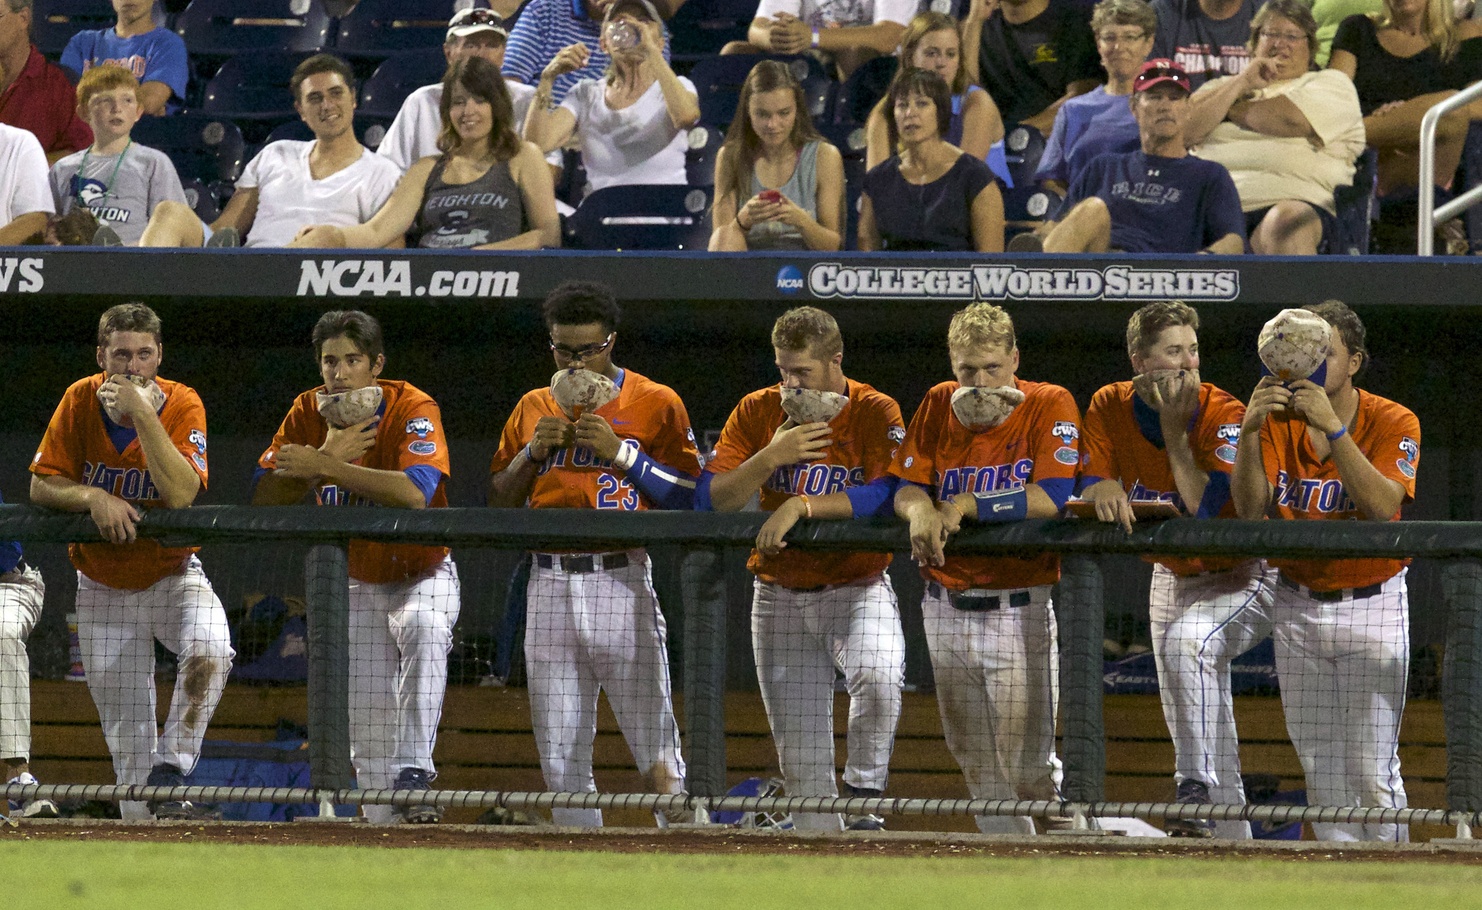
[776,265,804,294]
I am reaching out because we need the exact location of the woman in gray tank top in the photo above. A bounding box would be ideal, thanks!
[295,57,560,250]
[709,60,846,252]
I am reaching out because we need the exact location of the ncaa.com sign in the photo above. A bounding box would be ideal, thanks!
[776,263,1239,301]
[297,259,519,298]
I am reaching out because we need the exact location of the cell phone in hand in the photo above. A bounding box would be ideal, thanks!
[759,190,783,204]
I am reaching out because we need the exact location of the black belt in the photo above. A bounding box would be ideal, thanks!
[536,553,629,573]
[927,581,1031,612]
[1277,572,1382,602]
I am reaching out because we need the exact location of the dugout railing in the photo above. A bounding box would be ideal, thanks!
[3,504,1482,837]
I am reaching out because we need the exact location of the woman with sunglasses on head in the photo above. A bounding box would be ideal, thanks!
[863,12,1004,172]
[293,57,559,250]
[710,60,844,251]
[858,68,1004,252]
[524,0,699,199]
[1184,0,1364,255]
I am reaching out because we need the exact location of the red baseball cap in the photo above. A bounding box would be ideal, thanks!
[1134,59,1191,95]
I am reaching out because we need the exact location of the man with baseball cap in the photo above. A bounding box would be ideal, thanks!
[503,0,671,105]
[1024,59,1245,254]
[378,8,537,172]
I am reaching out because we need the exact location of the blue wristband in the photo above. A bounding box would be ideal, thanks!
[1325,425,1347,442]
[973,487,1028,523]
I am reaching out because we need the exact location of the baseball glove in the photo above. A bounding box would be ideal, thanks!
[1258,309,1330,383]
[97,374,166,425]
[550,369,619,418]
[779,386,848,424]
[951,384,1026,430]
[1132,368,1199,406]
[316,386,384,429]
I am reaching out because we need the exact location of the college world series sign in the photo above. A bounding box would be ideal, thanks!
[798,263,1241,301]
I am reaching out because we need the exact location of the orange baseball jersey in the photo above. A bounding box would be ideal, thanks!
[706,379,905,589]
[1081,380,1245,576]
[489,368,701,511]
[31,373,209,590]
[257,379,450,585]
[1260,390,1418,591]
[890,378,1081,591]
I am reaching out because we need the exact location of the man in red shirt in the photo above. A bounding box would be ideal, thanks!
[0,0,92,161]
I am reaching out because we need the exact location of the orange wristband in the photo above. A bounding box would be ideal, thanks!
[799,494,813,519]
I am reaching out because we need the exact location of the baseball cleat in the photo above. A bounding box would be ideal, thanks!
[394,767,441,824]
[206,227,240,248]
[145,763,219,820]
[6,772,59,819]
[842,784,886,831]
[1164,779,1216,838]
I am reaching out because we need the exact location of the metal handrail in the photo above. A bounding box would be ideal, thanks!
[1417,79,1482,254]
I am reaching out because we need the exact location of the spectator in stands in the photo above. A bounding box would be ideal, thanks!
[1312,0,1382,65]
[525,0,699,199]
[1329,0,1482,198]
[864,12,1004,171]
[963,0,1102,133]
[1027,59,1245,253]
[504,0,673,105]
[725,0,914,79]
[61,0,189,116]
[1150,0,1259,89]
[1186,0,1365,254]
[0,1,92,162]
[295,58,559,250]
[710,60,844,251]
[0,115,51,245]
[1038,0,1157,193]
[51,65,186,246]
[858,68,1004,251]
[139,55,400,249]
[380,8,538,173]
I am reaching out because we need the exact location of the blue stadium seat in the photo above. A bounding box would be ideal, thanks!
[565,184,713,250]
[1002,124,1048,190]
[174,0,333,58]
[358,48,448,119]
[685,124,724,188]
[667,0,756,59]
[688,54,831,132]
[1330,147,1377,256]
[335,0,459,59]
[179,176,221,223]
[200,51,316,124]
[843,153,865,250]
[32,0,116,59]
[263,115,389,150]
[1002,180,1062,246]
[130,112,246,184]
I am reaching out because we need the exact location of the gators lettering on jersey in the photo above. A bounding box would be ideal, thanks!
[890,379,1080,591]
[707,379,905,589]
[1081,380,1245,576]
[1261,390,1418,591]
[489,368,701,512]
[31,374,208,590]
[257,380,450,585]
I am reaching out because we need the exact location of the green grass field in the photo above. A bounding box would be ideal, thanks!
[8,843,1481,909]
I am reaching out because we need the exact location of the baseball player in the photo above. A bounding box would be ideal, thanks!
[699,306,907,832]
[29,302,233,821]
[1232,300,1417,843]
[488,280,700,828]
[252,310,457,824]
[2,492,53,820]
[1079,300,1273,838]
[890,302,1079,835]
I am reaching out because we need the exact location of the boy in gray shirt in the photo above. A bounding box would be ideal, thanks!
[49,63,185,245]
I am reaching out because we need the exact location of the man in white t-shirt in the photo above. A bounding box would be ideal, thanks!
[379,9,537,172]
[0,53,54,245]
[725,0,915,77]
[139,54,400,248]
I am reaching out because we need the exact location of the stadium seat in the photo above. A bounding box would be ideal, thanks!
[358,48,447,119]
[843,153,865,250]
[1330,147,1378,256]
[263,115,389,150]
[179,176,221,223]
[685,124,724,188]
[130,112,246,184]
[1002,124,1048,190]
[335,0,459,59]
[32,0,116,59]
[1002,181,1062,246]
[200,51,317,126]
[667,0,756,59]
[565,184,712,250]
[688,53,831,132]
[174,0,333,58]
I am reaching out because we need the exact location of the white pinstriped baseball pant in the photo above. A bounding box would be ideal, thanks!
[0,566,45,763]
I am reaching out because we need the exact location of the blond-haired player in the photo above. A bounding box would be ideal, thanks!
[890,303,1080,834]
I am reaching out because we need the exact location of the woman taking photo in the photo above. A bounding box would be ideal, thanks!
[294,56,559,250]
[710,60,845,252]
[524,0,699,198]
[863,12,1004,172]
[858,68,1004,252]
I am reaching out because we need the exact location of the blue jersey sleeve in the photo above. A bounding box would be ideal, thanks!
[625,450,697,510]
[59,32,91,76]
[693,471,716,511]
[846,476,898,519]
[404,464,442,506]
[1035,477,1075,511]
[145,31,190,104]
[1194,470,1233,519]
